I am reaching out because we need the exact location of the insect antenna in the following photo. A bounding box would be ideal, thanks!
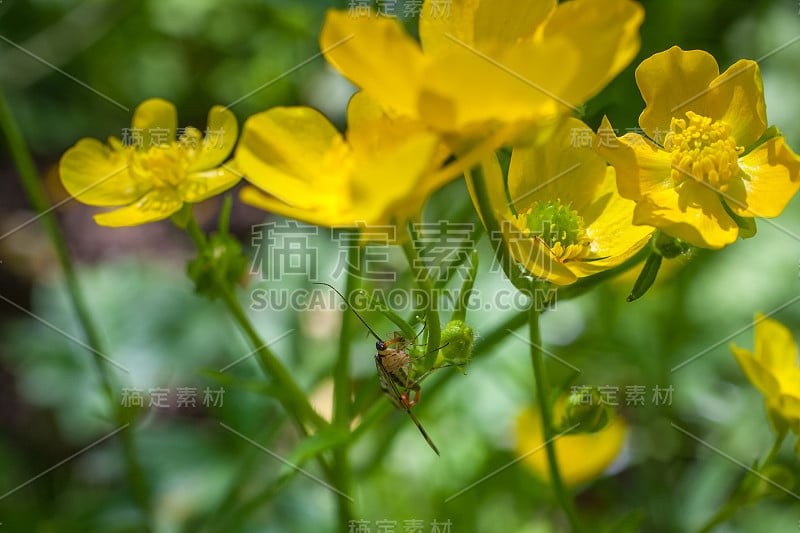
[313,282,382,342]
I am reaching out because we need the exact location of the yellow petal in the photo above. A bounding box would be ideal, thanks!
[320,10,424,119]
[348,129,441,224]
[419,38,577,133]
[731,344,781,400]
[540,0,644,105]
[502,222,578,285]
[634,180,739,249]
[240,186,338,227]
[636,47,719,139]
[778,393,800,427]
[707,60,767,148]
[93,189,183,227]
[568,167,654,277]
[419,0,555,53]
[754,315,799,376]
[180,166,241,203]
[726,136,800,218]
[59,138,143,206]
[132,98,177,147]
[508,118,606,214]
[595,116,673,201]
[517,407,627,487]
[235,106,344,209]
[346,91,387,127]
[189,105,238,172]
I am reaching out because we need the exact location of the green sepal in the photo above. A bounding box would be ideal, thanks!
[171,203,192,230]
[722,199,757,239]
[627,252,662,302]
[653,232,692,259]
[743,125,782,156]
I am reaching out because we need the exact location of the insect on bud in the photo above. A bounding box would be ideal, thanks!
[436,320,475,373]
[561,388,613,433]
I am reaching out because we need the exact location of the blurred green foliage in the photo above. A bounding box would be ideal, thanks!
[2,0,800,532]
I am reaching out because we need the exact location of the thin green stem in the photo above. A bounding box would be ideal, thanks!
[695,503,740,533]
[694,431,787,533]
[331,245,358,525]
[529,291,581,532]
[184,215,326,430]
[401,230,441,361]
[762,431,786,466]
[0,90,152,525]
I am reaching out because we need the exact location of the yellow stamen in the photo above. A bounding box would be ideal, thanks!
[664,111,743,191]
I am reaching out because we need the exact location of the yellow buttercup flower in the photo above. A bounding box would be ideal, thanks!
[59,98,240,227]
[472,118,653,286]
[731,315,800,436]
[517,405,627,487]
[597,46,800,249]
[236,92,449,231]
[320,0,643,143]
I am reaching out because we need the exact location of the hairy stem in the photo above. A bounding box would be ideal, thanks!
[529,292,581,532]
[0,90,152,526]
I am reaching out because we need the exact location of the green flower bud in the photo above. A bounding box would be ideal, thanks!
[188,232,249,300]
[560,388,613,433]
[436,320,475,373]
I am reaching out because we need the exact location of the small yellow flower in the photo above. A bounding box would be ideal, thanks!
[320,0,643,143]
[235,92,449,231]
[597,46,800,249]
[59,99,240,227]
[731,315,800,435]
[516,405,627,487]
[471,118,653,286]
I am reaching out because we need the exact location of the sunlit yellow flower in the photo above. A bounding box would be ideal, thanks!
[597,46,800,249]
[471,118,653,286]
[517,405,627,487]
[59,99,240,227]
[320,0,643,144]
[731,315,800,435]
[236,92,450,232]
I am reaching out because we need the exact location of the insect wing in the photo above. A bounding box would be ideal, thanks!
[375,354,440,455]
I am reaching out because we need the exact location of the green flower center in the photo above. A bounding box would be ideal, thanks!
[664,111,743,191]
[512,200,590,260]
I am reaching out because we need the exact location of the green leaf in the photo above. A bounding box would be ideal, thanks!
[199,369,287,400]
[277,427,352,478]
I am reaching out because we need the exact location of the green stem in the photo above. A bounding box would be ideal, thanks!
[331,245,358,525]
[529,290,581,532]
[695,431,787,533]
[184,215,326,430]
[453,249,479,322]
[0,90,153,525]
[467,163,530,292]
[401,229,441,363]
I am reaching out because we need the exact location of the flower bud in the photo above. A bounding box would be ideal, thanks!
[187,232,248,300]
[436,320,475,373]
[560,388,613,433]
